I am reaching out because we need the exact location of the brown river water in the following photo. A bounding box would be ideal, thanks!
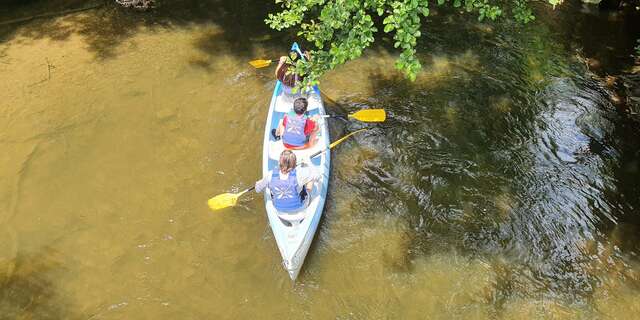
[1,0,640,319]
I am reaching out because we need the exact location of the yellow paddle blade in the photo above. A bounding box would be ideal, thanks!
[249,59,273,68]
[208,192,241,211]
[329,128,368,149]
[348,109,386,122]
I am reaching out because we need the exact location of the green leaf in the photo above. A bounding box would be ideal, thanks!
[266,0,550,87]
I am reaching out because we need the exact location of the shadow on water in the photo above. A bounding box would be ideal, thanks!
[0,247,72,319]
[597,108,640,253]
[321,6,640,310]
[538,0,640,75]
[0,0,288,62]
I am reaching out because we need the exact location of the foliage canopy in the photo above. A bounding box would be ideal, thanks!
[266,0,563,87]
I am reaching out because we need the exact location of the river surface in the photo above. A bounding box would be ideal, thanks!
[1,0,639,319]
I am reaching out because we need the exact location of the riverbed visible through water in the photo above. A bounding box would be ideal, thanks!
[1,0,639,318]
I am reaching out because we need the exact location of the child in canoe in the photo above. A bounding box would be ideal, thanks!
[272,97,319,149]
[255,150,318,213]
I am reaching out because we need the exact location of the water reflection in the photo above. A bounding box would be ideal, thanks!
[330,6,640,314]
[0,0,284,60]
[0,247,72,319]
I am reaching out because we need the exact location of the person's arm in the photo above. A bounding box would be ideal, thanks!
[303,117,317,136]
[255,172,271,193]
[275,56,287,78]
[276,116,287,137]
[297,167,320,192]
[304,180,314,193]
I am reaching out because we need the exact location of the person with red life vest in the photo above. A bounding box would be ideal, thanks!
[272,97,319,149]
[255,150,318,213]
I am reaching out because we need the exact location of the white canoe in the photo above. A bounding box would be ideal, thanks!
[261,77,330,280]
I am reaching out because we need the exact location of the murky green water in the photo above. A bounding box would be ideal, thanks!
[1,0,639,318]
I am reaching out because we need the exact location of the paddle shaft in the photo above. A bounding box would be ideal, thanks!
[309,148,326,159]
[318,114,356,118]
[243,186,255,193]
[309,128,367,159]
[211,128,365,210]
[249,129,365,191]
[235,186,255,197]
[249,58,351,115]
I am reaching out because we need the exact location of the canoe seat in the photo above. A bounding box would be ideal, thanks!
[273,202,309,227]
[307,94,322,110]
[274,94,294,113]
[278,211,307,223]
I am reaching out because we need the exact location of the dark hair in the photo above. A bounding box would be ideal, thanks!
[293,98,308,115]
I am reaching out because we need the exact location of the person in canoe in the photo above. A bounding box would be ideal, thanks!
[255,150,319,213]
[272,97,319,149]
[275,48,310,97]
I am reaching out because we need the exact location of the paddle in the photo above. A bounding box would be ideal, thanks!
[249,58,383,120]
[309,128,367,159]
[249,59,276,69]
[207,187,255,211]
[208,129,368,211]
[320,109,386,123]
